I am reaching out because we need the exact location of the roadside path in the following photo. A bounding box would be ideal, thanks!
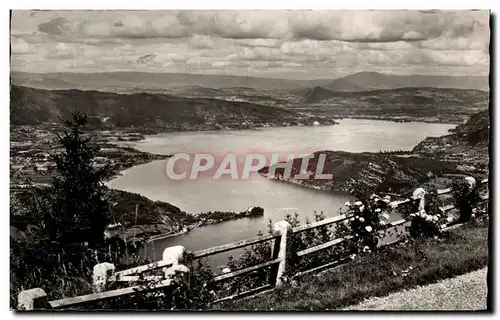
[343,267,488,311]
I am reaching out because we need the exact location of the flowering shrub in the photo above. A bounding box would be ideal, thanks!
[401,188,446,239]
[335,194,394,254]
[471,203,489,225]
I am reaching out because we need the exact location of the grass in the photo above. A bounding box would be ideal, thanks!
[216,223,489,311]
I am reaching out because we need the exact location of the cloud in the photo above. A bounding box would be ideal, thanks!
[10,37,34,54]
[42,42,83,59]
[235,38,283,48]
[38,17,74,36]
[189,35,216,49]
[32,10,489,44]
[10,10,490,77]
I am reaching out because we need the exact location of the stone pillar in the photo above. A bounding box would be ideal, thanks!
[465,176,477,193]
[162,245,189,278]
[92,262,116,293]
[412,187,427,212]
[272,221,292,287]
[17,288,47,310]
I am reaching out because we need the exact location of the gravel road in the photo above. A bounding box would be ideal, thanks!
[343,268,488,311]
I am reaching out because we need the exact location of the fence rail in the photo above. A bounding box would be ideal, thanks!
[18,177,488,310]
[192,232,278,259]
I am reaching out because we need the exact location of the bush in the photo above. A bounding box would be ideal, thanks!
[222,222,274,296]
[286,211,336,276]
[452,178,482,223]
[400,188,446,239]
[335,194,393,255]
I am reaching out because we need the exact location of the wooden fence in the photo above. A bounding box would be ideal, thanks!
[17,178,489,310]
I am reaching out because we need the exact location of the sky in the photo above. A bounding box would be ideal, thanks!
[10,10,491,79]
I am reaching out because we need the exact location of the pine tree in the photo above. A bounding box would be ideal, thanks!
[42,113,111,249]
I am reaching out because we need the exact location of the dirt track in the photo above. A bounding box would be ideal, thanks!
[343,267,488,311]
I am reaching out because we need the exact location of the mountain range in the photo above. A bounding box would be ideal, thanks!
[11,71,489,93]
[10,85,329,130]
[312,72,488,92]
[10,71,490,129]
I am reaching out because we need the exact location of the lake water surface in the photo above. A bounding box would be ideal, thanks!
[106,119,455,267]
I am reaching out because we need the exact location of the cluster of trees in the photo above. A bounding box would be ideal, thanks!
[10,113,138,308]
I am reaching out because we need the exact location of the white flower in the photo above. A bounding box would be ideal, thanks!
[350,217,355,221]
[359,217,365,222]
[370,194,377,199]
[390,202,398,209]
[350,254,357,260]
[471,214,476,219]
[359,205,365,212]
[425,215,432,222]
[365,226,373,232]
[363,246,370,252]
[345,201,351,206]
[382,213,390,220]
[354,201,363,206]
[375,208,382,213]
[384,195,391,201]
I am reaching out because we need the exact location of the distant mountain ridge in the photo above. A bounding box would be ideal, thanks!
[10,71,312,92]
[302,85,489,105]
[321,72,489,92]
[11,71,489,93]
[10,85,322,130]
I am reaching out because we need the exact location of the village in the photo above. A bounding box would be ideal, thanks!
[10,125,162,188]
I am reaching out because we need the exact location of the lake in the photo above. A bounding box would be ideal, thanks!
[106,119,455,268]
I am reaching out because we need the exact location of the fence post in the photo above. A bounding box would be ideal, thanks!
[461,176,477,222]
[270,221,292,287]
[92,262,116,293]
[465,176,477,191]
[412,187,426,212]
[162,245,189,277]
[17,288,48,310]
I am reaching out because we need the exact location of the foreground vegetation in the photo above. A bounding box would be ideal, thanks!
[217,223,489,310]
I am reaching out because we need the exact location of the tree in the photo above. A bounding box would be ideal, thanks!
[41,112,111,248]
[11,113,114,306]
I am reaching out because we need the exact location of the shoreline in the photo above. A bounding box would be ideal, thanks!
[123,117,462,136]
[146,229,189,243]
[103,118,465,243]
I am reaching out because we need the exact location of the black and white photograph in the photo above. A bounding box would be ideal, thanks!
[9,9,491,311]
